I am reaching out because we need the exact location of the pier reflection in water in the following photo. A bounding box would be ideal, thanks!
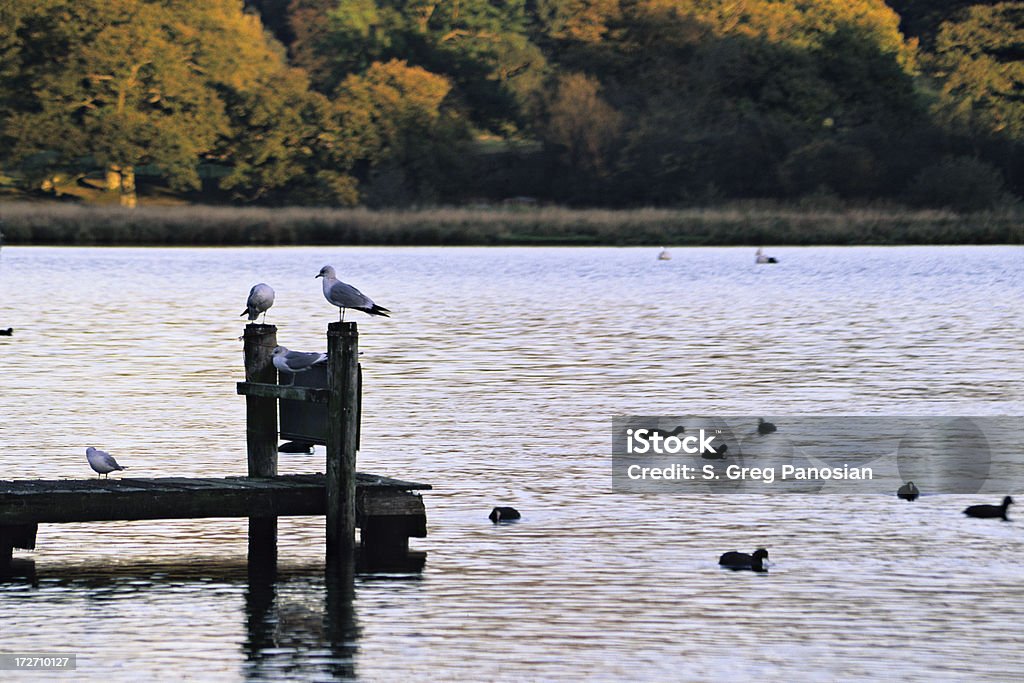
[2,556,432,681]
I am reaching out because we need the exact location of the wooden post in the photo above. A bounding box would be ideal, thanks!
[0,524,34,574]
[0,543,11,572]
[326,322,359,557]
[244,323,279,475]
[243,323,278,564]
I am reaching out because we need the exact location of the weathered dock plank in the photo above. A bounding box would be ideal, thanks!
[0,474,430,526]
[236,381,331,404]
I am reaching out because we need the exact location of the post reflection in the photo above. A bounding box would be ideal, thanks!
[241,548,426,681]
[0,554,424,680]
[242,555,359,681]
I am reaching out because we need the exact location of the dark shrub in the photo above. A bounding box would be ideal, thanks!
[906,156,1007,212]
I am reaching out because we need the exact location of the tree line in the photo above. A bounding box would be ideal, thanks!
[0,0,1021,210]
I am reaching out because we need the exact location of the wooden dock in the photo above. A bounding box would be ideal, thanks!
[0,321,432,574]
[0,473,428,565]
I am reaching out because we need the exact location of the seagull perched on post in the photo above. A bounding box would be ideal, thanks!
[241,283,275,323]
[86,447,127,479]
[315,265,390,321]
[272,346,328,376]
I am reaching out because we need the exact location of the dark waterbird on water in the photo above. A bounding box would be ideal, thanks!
[897,481,920,501]
[963,496,1014,520]
[757,418,777,434]
[719,548,769,572]
[701,442,727,459]
[0,328,11,336]
[490,506,521,522]
[648,425,685,438]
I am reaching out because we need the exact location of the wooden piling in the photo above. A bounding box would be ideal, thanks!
[243,324,279,475]
[326,322,359,557]
[243,323,278,564]
[0,523,35,573]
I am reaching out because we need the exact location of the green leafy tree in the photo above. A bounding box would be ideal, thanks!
[287,0,341,79]
[592,0,925,202]
[299,0,547,135]
[1,1,231,204]
[906,155,1008,211]
[541,72,622,198]
[219,68,360,205]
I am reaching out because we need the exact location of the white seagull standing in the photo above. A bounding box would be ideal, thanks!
[272,345,328,376]
[315,265,391,321]
[241,283,275,323]
[86,447,127,479]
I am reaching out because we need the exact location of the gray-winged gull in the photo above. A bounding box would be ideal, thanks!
[273,346,328,375]
[241,283,275,323]
[315,265,390,321]
[86,447,127,479]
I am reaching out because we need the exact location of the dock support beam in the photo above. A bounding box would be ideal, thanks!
[326,322,359,558]
[0,524,36,575]
[243,323,278,564]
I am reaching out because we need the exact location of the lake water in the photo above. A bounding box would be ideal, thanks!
[0,245,1022,681]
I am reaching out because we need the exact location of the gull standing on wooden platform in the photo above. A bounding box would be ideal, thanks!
[242,283,275,323]
[273,346,328,375]
[86,447,127,479]
[316,265,391,321]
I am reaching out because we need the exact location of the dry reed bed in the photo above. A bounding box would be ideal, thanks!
[0,202,1020,245]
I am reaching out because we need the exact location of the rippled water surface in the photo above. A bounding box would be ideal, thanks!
[1,245,1022,681]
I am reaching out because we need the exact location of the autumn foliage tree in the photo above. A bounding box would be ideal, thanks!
[0,0,1021,208]
[2,1,230,205]
[0,0,352,206]
[335,59,468,205]
[930,3,1024,139]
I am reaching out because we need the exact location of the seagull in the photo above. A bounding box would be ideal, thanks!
[86,447,127,479]
[272,346,328,376]
[658,246,671,261]
[755,247,778,264]
[241,283,275,323]
[315,265,390,321]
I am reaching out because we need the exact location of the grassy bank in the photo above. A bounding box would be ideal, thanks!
[0,202,1021,246]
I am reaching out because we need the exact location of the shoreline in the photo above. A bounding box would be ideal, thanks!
[0,201,1021,246]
